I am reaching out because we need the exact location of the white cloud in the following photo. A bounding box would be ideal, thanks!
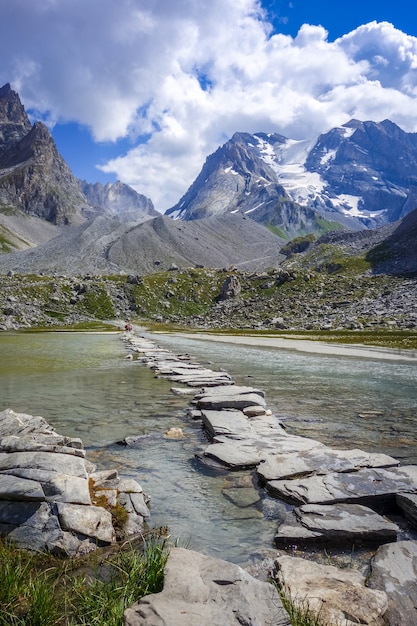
[1,3,417,210]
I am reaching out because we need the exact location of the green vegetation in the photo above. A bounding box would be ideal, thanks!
[266,223,288,239]
[0,536,169,626]
[80,286,115,319]
[277,586,329,626]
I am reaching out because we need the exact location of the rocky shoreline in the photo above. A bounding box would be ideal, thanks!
[1,328,417,625]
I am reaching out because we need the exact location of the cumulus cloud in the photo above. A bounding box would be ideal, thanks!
[1,1,417,210]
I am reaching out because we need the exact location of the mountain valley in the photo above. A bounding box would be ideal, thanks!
[0,83,416,337]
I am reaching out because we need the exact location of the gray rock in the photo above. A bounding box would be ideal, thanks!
[0,473,44,501]
[266,466,417,505]
[199,440,262,469]
[201,409,253,439]
[275,503,399,547]
[396,492,417,529]
[0,450,88,479]
[197,391,266,411]
[369,540,417,626]
[125,547,290,626]
[57,502,114,544]
[257,447,398,482]
[274,555,388,626]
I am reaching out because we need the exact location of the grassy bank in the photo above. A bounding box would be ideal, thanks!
[0,536,168,626]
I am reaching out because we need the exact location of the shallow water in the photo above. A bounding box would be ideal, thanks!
[1,330,416,564]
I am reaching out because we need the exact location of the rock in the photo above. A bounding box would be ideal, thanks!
[164,427,185,439]
[274,503,399,547]
[257,447,398,482]
[197,392,266,411]
[124,547,290,626]
[274,555,388,626]
[0,408,149,554]
[201,409,253,439]
[369,540,417,626]
[199,440,262,469]
[396,492,417,529]
[56,502,115,544]
[217,275,241,301]
[266,465,417,506]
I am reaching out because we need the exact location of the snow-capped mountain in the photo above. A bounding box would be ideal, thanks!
[166,119,417,236]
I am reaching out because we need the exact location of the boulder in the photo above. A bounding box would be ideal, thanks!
[56,502,114,543]
[369,540,417,626]
[274,555,388,626]
[124,547,290,626]
[274,503,399,547]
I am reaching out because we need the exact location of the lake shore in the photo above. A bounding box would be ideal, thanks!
[160,331,417,362]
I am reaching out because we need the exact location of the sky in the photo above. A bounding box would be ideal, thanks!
[1,0,417,212]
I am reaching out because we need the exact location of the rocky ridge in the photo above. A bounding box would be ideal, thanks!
[166,120,417,235]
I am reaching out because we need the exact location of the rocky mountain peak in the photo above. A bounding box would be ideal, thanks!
[167,119,417,235]
[0,83,32,157]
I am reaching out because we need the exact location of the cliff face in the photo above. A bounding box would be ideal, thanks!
[0,83,87,225]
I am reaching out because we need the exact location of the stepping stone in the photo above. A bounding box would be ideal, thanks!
[266,466,417,506]
[257,447,399,482]
[274,503,399,547]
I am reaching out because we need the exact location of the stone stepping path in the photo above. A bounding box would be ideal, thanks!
[121,330,417,625]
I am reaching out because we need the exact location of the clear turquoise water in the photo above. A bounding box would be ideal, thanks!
[1,330,416,564]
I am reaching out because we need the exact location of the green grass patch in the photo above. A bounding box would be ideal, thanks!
[277,585,329,626]
[0,536,169,626]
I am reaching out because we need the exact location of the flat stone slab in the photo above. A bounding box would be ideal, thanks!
[0,408,57,438]
[274,555,388,626]
[258,447,399,482]
[369,540,417,626]
[197,392,266,411]
[275,503,399,547]
[199,440,262,469]
[194,385,265,399]
[0,451,88,479]
[125,547,290,626]
[267,465,417,505]
[0,473,45,501]
[201,409,253,439]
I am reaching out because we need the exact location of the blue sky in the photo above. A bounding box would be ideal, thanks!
[1,0,417,211]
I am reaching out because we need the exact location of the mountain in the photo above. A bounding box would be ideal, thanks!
[0,83,156,251]
[166,120,417,236]
[0,83,88,226]
[79,180,158,222]
[0,213,285,276]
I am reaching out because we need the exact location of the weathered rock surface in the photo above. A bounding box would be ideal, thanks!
[257,447,399,482]
[124,547,291,626]
[274,503,399,547]
[0,408,149,555]
[369,540,417,626]
[396,492,417,529]
[266,466,417,506]
[274,555,388,626]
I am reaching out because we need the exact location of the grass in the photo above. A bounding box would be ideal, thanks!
[0,536,169,626]
[277,586,330,626]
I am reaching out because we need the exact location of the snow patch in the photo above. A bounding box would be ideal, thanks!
[245,202,265,214]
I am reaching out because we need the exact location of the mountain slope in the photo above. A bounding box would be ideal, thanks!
[0,213,285,276]
[166,121,417,235]
[79,180,158,222]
